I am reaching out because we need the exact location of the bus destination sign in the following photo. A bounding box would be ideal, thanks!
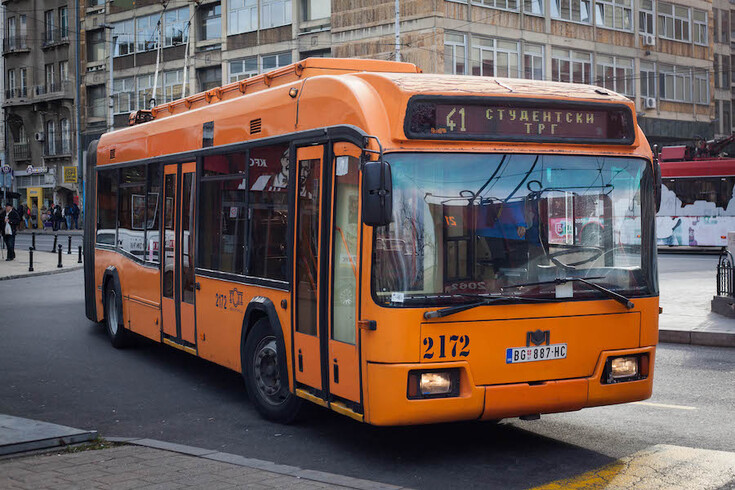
[405,98,635,144]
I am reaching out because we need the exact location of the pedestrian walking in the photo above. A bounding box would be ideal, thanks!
[17,204,26,230]
[70,202,80,230]
[1,202,20,261]
[53,204,62,231]
[64,203,72,230]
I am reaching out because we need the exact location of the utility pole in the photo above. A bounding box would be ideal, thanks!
[394,0,401,62]
[101,24,115,132]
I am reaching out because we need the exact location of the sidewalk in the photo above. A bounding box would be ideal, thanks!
[0,415,400,490]
[0,247,82,281]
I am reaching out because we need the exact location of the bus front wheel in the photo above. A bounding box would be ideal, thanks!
[243,319,302,423]
[104,284,131,349]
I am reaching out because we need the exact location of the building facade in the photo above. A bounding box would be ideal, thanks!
[2,0,78,214]
[3,0,734,207]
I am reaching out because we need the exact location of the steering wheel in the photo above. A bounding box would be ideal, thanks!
[548,246,604,268]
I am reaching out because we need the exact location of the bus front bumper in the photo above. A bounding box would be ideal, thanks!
[365,346,655,426]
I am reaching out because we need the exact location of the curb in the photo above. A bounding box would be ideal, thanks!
[659,329,735,348]
[106,437,404,490]
[0,265,83,282]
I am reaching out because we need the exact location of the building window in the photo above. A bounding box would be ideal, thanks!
[44,10,55,43]
[694,71,708,105]
[723,56,731,88]
[229,57,258,81]
[640,61,656,98]
[523,43,544,80]
[471,37,519,77]
[471,0,518,11]
[594,0,632,31]
[714,8,720,43]
[200,3,221,40]
[658,3,690,43]
[715,54,721,89]
[19,68,27,97]
[551,0,591,24]
[444,33,467,75]
[59,7,68,38]
[228,0,257,35]
[61,119,71,154]
[551,48,591,84]
[46,120,56,155]
[659,64,691,102]
[302,0,330,20]
[693,9,707,45]
[723,101,732,134]
[262,52,292,72]
[45,63,55,92]
[87,85,106,119]
[197,66,222,91]
[87,29,106,62]
[137,14,160,52]
[164,7,189,47]
[8,70,16,97]
[163,70,183,103]
[7,17,16,50]
[595,55,633,95]
[523,0,543,15]
[261,0,292,29]
[59,61,68,82]
[137,74,161,109]
[723,10,730,44]
[113,77,136,114]
[113,19,134,56]
[639,0,654,35]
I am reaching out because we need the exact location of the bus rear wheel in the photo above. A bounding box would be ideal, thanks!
[243,319,302,423]
[104,284,130,349]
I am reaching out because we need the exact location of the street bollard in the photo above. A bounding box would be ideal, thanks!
[52,234,58,253]
[31,232,36,250]
[28,247,34,272]
[57,244,63,268]
[78,245,82,264]
[67,235,72,254]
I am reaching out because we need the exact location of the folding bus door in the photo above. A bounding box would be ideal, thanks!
[161,162,197,351]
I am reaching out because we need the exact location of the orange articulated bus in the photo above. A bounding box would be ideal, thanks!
[83,58,660,426]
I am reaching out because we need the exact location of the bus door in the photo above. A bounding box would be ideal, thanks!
[161,162,197,349]
[293,145,326,394]
[293,143,362,407]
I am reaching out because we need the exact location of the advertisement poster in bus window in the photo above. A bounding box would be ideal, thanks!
[249,146,290,193]
[146,192,159,228]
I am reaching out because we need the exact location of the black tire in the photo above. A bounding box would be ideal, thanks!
[104,283,131,349]
[242,318,302,423]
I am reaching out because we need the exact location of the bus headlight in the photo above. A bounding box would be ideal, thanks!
[408,369,459,399]
[603,354,648,384]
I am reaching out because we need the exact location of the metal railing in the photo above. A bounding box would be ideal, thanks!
[4,88,28,99]
[43,139,72,157]
[13,142,30,161]
[716,250,735,297]
[2,36,29,53]
[42,28,70,47]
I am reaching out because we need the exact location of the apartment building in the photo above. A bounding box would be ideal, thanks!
[2,0,78,210]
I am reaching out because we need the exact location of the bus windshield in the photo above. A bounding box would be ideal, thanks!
[373,153,657,306]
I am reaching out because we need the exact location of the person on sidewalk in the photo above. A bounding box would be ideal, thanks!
[64,203,72,230]
[1,202,20,261]
[70,202,80,230]
[53,204,62,231]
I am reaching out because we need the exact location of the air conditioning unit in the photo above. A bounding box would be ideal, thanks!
[34,132,45,142]
[644,97,656,109]
[642,34,656,47]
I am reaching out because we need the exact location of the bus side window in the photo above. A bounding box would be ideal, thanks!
[96,168,118,246]
[118,166,146,257]
[198,151,248,274]
[146,164,162,264]
[247,144,290,281]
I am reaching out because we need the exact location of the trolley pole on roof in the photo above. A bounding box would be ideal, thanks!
[394,0,401,62]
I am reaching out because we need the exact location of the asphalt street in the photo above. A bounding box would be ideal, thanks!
[13,232,83,253]
[0,257,732,489]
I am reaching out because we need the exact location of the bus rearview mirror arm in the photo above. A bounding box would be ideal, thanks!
[362,160,393,227]
[653,144,662,213]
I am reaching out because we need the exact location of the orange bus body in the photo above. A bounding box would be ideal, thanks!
[84,58,658,426]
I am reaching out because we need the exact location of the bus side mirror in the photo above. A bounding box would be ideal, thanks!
[362,160,392,227]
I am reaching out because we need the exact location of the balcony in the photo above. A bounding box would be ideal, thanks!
[2,36,30,54]
[43,139,72,158]
[13,142,30,161]
[34,81,74,101]
[4,88,29,99]
[42,28,70,49]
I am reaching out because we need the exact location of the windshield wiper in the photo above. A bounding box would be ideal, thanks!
[501,277,634,310]
[423,295,553,320]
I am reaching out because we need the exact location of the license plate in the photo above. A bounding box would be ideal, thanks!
[506,344,567,364]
